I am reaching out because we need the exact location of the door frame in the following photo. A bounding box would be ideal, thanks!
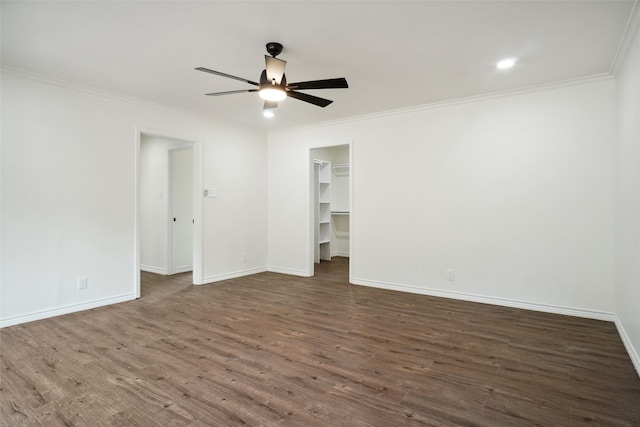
[135,126,204,298]
[308,139,353,282]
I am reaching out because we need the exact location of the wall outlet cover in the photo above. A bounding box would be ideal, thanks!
[77,276,88,290]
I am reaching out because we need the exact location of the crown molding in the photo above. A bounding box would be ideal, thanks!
[2,65,614,139]
[270,73,614,136]
[611,0,640,75]
[1,65,266,136]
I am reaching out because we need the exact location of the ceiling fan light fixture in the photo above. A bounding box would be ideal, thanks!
[263,110,275,118]
[259,87,286,102]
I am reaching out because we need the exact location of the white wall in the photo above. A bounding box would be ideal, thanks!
[1,71,267,326]
[139,136,191,274]
[614,25,640,373]
[268,79,616,318]
[1,50,635,374]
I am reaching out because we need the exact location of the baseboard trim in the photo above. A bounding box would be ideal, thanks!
[350,277,615,322]
[614,315,640,378]
[267,266,311,277]
[140,265,167,275]
[201,267,268,284]
[0,293,137,328]
[175,266,193,274]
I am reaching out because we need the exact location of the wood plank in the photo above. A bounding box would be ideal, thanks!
[1,257,639,426]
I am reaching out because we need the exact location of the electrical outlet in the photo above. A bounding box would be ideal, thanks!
[77,276,88,290]
[446,270,454,281]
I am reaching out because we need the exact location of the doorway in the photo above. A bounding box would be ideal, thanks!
[135,128,204,298]
[309,142,352,280]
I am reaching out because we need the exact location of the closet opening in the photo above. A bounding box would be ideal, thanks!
[310,143,352,281]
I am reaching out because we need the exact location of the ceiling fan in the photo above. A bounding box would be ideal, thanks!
[196,42,348,112]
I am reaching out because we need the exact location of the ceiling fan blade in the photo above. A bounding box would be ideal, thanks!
[287,78,348,90]
[265,56,287,85]
[205,89,259,96]
[263,100,278,110]
[195,67,259,86]
[287,90,333,108]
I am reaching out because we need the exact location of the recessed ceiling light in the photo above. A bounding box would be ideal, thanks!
[263,110,275,118]
[497,58,517,70]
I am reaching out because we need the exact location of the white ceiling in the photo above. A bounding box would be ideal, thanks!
[2,1,637,132]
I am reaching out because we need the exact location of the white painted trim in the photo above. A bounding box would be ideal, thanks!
[2,65,614,138]
[348,141,354,285]
[201,267,268,284]
[140,265,167,275]
[308,155,316,276]
[610,0,640,75]
[270,74,614,135]
[1,66,265,134]
[191,140,204,285]
[134,129,142,298]
[140,264,191,275]
[167,148,175,275]
[335,251,350,257]
[267,266,311,277]
[614,315,640,378]
[350,277,616,322]
[0,293,136,328]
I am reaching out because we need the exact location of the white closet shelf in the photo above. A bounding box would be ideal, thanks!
[315,159,332,262]
[331,211,350,215]
[332,163,349,177]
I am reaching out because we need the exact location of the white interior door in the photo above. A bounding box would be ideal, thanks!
[171,148,193,273]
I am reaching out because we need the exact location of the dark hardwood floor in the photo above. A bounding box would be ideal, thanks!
[2,257,639,426]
